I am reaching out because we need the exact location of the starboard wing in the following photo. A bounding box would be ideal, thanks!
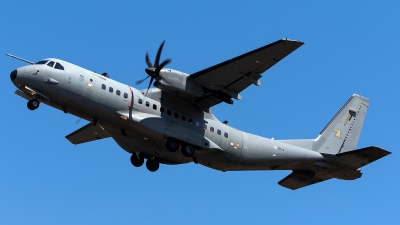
[188,39,304,109]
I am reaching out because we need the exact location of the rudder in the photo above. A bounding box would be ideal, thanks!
[315,94,369,154]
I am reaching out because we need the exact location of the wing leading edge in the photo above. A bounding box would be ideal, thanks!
[188,39,304,109]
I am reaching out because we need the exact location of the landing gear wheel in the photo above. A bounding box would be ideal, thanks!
[146,159,159,172]
[166,138,180,152]
[181,143,196,157]
[130,153,144,167]
[27,99,40,110]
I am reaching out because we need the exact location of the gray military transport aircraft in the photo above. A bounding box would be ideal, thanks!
[7,39,390,190]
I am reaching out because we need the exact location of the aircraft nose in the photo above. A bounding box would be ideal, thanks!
[10,69,17,81]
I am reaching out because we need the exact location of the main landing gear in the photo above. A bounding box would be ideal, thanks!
[146,159,159,172]
[130,153,144,167]
[166,137,196,157]
[27,99,40,110]
[130,152,159,172]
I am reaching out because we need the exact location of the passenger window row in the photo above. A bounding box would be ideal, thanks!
[101,84,128,99]
[209,126,229,138]
[137,98,229,138]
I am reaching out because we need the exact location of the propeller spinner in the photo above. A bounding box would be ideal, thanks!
[136,41,171,94]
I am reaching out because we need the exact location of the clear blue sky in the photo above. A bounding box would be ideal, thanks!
[1,1,399,224]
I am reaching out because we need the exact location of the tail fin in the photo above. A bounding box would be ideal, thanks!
[315,94,369,154]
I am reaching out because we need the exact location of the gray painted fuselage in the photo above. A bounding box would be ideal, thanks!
[11,58,324,171]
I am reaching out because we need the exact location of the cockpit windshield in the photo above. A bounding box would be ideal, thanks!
[35,60,48,65]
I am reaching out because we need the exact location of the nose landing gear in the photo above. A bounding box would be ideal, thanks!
[27,99,40,110]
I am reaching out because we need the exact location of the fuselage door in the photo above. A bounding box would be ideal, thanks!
[83,74,98,100]
[227,127,243,157]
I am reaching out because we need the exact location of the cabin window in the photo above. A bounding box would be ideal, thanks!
[101,84,106,90]
[224,132,228,138]
[217,130,221,135]
[174,112,179,119]
[189,118,193,124]
[181,115,186,121]
[116,90,121,96]
[109,87,113,93]
[79,75,84,81]
[54,62,64,70]
[203,124,207,130]
[124,93,128,98]
[167,110,171,115]
[145,101,150,107]
[210,127,214,132]
[160,107,164,113]
[47,61,55,67]
[153,104,157,110]
[138,98,143,104]
[196,122,200,127]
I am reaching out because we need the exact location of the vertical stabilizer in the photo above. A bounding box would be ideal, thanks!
[315,94,369,154]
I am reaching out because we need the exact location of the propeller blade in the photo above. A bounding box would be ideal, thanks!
[145,77,154,95]
[154,40,165,68]
[136,75,150,85]
[142,40,170,88]
[155,59,171,75]
[145,52,153,68]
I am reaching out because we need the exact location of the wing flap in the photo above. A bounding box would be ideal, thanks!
[66,123,110,145]
[336,146,391,169]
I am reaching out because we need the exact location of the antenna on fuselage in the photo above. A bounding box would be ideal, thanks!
[5,53,34,65]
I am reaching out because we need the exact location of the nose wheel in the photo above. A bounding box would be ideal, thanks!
[27,99,40,110]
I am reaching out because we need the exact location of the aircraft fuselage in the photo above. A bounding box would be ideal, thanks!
[11,58,324,171]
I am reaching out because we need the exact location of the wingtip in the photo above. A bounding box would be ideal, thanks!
[281,38,304,44]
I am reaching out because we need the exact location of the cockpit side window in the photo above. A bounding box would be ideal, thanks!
[35,60,48,65]
[47,61,55,68]
[54,62,64,70]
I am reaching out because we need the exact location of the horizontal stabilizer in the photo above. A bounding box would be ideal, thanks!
[278,170,331,190]
[66,123,110,144]
[335,146,391,169]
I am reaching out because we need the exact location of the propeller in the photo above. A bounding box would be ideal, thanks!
[136,41,171,94]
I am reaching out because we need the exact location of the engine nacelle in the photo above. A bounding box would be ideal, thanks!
[156,69,204,97]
